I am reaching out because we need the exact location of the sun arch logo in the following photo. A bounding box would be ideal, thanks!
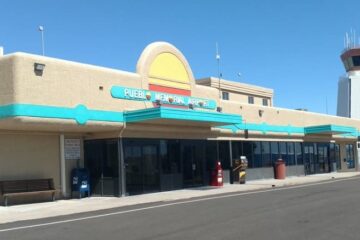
[111,42,217,110]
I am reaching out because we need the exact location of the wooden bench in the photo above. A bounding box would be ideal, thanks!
[0,179,56,206]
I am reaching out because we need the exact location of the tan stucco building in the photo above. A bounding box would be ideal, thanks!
[0,42,358,199]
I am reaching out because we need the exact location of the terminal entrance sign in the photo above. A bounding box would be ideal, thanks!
[111,86,217,110]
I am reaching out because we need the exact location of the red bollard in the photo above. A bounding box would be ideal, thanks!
[210,162,224,187]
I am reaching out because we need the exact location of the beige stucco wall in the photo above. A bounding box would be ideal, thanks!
[1,50,358,136]
[9,53,144,112]
[0,42,359,140]
[0,55,16,105]
[0,133,60,188]
[220,100,360,130]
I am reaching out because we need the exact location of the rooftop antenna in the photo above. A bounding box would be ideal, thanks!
[354,29,356,47]
[216,42,221,100]
[38,25,45,56]
[237,72,242,82]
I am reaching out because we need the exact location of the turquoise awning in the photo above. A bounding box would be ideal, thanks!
[304,124,356,135]
[124,107,242,126]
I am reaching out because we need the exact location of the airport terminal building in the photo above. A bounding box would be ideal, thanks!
[0,42,359,199]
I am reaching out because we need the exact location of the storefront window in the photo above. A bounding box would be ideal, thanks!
[206,141,218,171]
[243,141,254,168]
[231,141,243,161]
[279,142,287,162]
[346,144,355,169]
[270,142,279,164]
[253,141,262,168]
[286,142,295,166]
[219,141,231,169]
[161,140,181,174]
[295,142,303,165]
[261,142,271,167]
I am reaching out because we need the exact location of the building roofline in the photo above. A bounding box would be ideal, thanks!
[196,77,273,98]
[0,52,140,78]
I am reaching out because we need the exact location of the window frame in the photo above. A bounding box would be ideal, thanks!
[262,98,268,106]
[248,96,254,104]
[222,91,229,100]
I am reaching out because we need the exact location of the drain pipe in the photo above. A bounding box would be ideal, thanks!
[60,134,66,198]
[118,119,127,197]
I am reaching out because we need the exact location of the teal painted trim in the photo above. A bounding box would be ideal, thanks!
[0,104,124,125]
[219,122,304,135]
[111,86,217,110]
[304,124,356,135]
[124,107,242,125]
[124,108,163,123]
[219,123,358,137]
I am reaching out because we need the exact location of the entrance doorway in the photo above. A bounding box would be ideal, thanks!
[317,144,330,173]
[84,139,119,196]
[123,140,160,195]
[181,140,205,187]
[304,143,316,175]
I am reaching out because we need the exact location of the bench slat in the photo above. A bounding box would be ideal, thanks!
[4,190,56,197]
[0,178,56,206]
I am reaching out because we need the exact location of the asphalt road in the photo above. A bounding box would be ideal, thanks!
[1,177,360,240]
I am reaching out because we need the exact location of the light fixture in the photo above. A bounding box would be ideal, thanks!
[244,129,249,139]
[155,99,162,106]
[34,63,45,76]
[259,109,264,117]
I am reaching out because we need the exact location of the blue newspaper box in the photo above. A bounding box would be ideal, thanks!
[71,168,90,198]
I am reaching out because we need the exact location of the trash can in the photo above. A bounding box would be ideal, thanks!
[71,168,90,198]
[239,157,248,184]
[274,159,286,179]
[232,156,248,184]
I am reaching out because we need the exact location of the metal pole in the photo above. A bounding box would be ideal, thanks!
[41,30,44,56]
[218,58,221,99]
[229,140,233,184]
[216,42,221,100]
[39,26,45,56]
[119,137,126,197]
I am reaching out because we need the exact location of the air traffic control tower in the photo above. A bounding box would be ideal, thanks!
[337,47,360,119]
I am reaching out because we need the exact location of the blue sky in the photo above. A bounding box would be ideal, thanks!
[1,0,358,115]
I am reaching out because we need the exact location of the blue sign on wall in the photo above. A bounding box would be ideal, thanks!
[111,86,217,110]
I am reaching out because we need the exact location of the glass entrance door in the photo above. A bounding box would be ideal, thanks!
[304,143,316,175]
[317,144,330,173]
[101,141,119,195]
[84,139,119,196]
[124,140,160,195]
[182,140,205,188]
[142,145,160,193]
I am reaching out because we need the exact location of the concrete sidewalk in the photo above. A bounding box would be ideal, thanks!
[0,172,359,224]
